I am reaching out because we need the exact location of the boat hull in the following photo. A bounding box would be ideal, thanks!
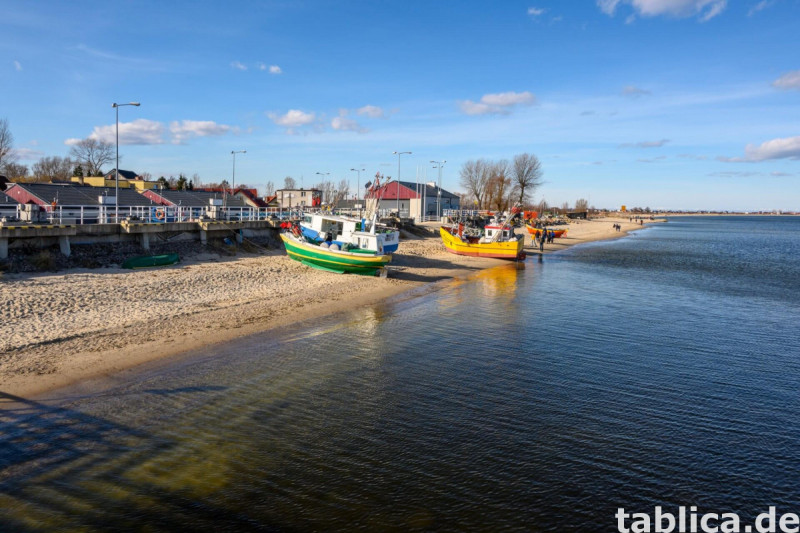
[280,233,391,275]
[121,253,180,269]
[440,227,525,260]
[526,225,568,238]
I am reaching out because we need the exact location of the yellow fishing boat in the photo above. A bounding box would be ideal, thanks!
[440,223,525,260]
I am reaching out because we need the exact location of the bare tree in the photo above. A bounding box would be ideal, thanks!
[264,180,275,197]
[0,118,16,171]
[459,159,492,209]
[32,156,74,182]
[511,153,543,206]
[535,199,549,215]
[574,198,589,211]
[283,176,297,189]
[3,162,29,180]
[337,178,350,202]
[68,138,114,176]
[485,160,512,212]
[314,180,336,204]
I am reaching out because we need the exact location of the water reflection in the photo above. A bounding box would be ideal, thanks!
[2,217,799,531]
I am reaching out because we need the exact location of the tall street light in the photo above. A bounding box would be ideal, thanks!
[393,151,411,217]
[112,101,140,221]
[231,150,246,193]
[350,167,365,203]
[430,160,446,219]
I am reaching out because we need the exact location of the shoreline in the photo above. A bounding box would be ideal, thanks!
[1,216,655,399]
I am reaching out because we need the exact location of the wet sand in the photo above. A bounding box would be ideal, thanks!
[0,217,654,398]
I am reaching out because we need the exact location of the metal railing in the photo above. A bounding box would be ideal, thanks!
[1,205,306,225]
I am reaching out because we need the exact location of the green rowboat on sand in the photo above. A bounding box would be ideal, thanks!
[122,253,180,269]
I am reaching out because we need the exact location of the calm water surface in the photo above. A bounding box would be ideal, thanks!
[2,216,799,531]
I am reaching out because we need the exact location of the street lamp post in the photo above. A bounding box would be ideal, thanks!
[430,160,446,219]
[230,150,246,218]
[231,150,246,192]
[350,168,365,202]
[315,172,329,208]
[393,151,411,217]
[112,101,140,222]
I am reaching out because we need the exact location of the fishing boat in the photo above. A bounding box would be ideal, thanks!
[299,212,400,253]
[121,253,180,269]
[526,225,568,238]
[440,212,526,260]
[280,229,391,275]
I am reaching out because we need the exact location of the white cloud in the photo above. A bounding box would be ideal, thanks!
[170,120,231,144]
[528,7,546,15]
[772,70,800,90]
[258,63,282,74]
[12,147,43,160]
[13,60,22,71]
[459,91,536,115]
[357,105,386,118]
[330,110,368,133]
[459,101,497,116]
[744,136,800,161]
[748,0,774,16]
[71,119,165,145]
[598,0,727,21]
[622,85,651,97]
[481,91,536,106]
[268,109,316,128]
[231,61,247,71]
[598,0,622,14]
[620,139,670,148]
[331,117,367,134]
[719,136,800,162]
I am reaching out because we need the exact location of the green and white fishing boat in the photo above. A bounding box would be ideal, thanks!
[280,230,391,275]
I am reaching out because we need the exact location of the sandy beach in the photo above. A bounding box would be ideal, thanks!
[0,216,654,398]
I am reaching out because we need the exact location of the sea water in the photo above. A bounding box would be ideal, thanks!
[1,216,799,531]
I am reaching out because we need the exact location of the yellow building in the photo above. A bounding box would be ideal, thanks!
[70,169,158,191]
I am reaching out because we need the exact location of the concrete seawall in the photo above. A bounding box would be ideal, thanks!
[0,219,283,259]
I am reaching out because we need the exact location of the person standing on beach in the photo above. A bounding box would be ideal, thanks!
[540,228,546,252]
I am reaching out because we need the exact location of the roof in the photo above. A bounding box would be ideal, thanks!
[104,169,139,180]
[146,189,249,207]
[7,183,155,206]
[368,180,459,200]
[196,187,268,208]
[1,192,20,205]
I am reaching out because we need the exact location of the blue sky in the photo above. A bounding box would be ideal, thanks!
[2,0,799,211]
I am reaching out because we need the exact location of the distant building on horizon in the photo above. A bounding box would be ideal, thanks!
[70,169,159,191]
[275,188,322,209]
[365,180,459,219]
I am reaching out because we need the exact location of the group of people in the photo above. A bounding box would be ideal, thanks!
[534,228,555,252]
